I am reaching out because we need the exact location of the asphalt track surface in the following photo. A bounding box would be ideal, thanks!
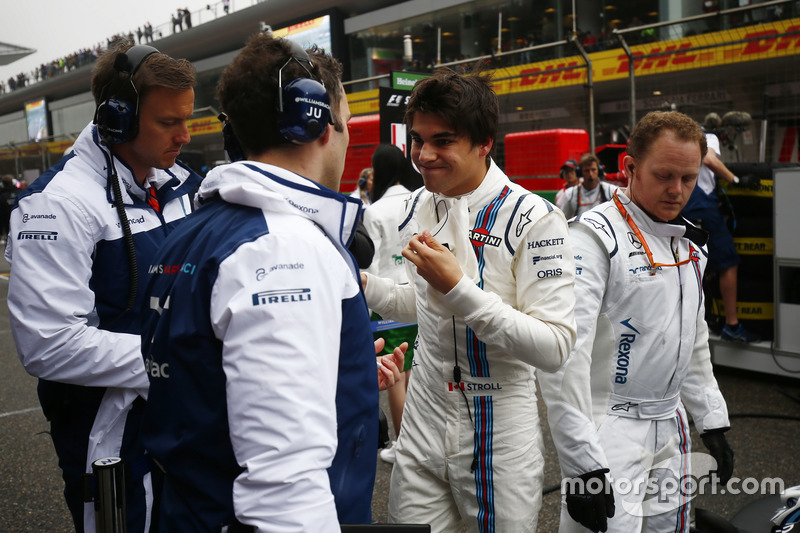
[1,251,800,532]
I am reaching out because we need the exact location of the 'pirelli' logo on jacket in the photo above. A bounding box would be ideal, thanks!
[17,231,58,241]
[252,288,311,305]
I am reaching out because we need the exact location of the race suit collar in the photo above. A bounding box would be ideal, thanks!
[615,188,688,239]
[434,158,505,210]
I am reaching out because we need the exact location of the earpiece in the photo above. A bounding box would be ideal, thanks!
[275,40,333,144]
[94,45,159,145]
[628,165,635,175]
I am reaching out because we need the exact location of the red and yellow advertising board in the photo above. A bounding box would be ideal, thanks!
[347,18,800,110]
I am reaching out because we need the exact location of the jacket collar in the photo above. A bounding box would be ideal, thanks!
[198,160,362,256]
[72,122,186,206]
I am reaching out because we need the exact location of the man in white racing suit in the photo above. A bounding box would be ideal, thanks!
[539,111,734,533]
[362,68,576,532]
[6,42,199,533]
[560,152,619,219]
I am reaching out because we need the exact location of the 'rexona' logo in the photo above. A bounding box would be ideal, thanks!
[252,288,311,305]
[615,318,640,384]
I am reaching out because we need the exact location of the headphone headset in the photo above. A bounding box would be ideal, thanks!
[94,45,160,145]
[276,39,333,144]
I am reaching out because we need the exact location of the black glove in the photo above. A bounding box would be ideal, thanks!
[565,468,615,532]
[701,429,734,485]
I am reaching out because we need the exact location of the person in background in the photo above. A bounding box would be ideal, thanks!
[0,174,19,244]
[172,10,183,33]
[139,34,406,531]
[539,111,733,532]
[362,67,576,532]
[363,144,422,464]
[352,166,374,206]
[560,152,619,219]
[555,158,581,209]
[681,115,759,343]
[6,41,200,532]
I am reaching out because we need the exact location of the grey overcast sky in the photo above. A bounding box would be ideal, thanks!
[1,0,244,86]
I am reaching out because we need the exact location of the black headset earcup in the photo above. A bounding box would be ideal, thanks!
[277,77,332,144]
[95,98,138,145]
[93,45,159,146]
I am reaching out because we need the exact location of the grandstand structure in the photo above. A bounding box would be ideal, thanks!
[0,0,799,190]
[0,42,35,67]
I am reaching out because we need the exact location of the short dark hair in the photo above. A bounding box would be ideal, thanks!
[91,40,196,106]
[627,111,708,161]
[404,67,498,157]
[216,34,344,156]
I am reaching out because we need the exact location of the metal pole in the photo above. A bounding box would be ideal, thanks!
[497,11,502,54]
[572,36,595,152]
[93,457,127,533]
[437,26,442,65]
[615,31,636,130]
[572,0,577,34]
[759,93,768,163]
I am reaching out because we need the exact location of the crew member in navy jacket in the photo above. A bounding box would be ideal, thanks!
[6,41,200,532]
[139,34,405,532]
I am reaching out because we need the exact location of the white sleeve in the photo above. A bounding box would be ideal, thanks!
[561,187,577,219]
[210,232,343,532]
[363,272,418,323]
[537,222,610,477]
[7,190,147,391]
[707,133,722,157]
[555,187,566,209]
[680,299,730,433]
[441,209,577,373]
[362,207,382,277]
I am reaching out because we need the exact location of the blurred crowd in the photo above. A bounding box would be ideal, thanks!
[0,2,230,95]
